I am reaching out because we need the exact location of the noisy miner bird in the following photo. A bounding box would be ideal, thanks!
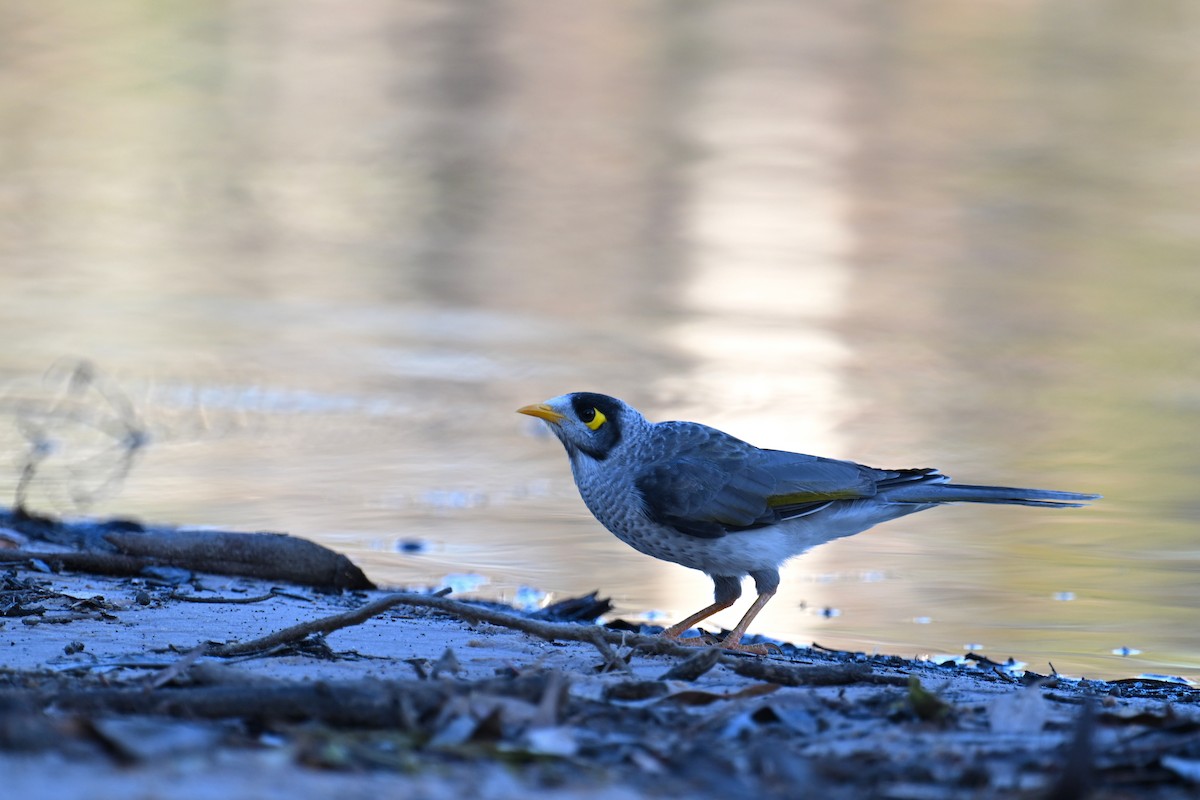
[519,392,1099,654]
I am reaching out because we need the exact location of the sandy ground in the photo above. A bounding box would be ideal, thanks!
[3,564,1200,800]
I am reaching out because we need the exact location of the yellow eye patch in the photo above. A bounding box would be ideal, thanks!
[584,408,607,430]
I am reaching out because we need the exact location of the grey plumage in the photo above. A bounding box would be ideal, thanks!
[519,392,1099,653]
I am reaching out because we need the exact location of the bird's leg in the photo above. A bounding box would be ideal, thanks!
[660,575,741,643]
[661,599,736,640]
[716,569,781,654]
[716,589,776,653]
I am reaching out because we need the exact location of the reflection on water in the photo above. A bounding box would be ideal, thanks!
[2,2,1198,679]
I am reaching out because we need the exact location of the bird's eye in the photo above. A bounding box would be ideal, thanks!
[581,407,607,431]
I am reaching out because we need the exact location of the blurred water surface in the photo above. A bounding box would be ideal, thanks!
[2,2,1198,679]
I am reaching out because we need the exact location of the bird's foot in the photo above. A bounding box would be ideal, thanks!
[670,632,720,647]
[721,640,778,656]
[715,636,779,656]
[665,631,778,656]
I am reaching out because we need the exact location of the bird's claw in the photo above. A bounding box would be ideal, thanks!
[668,633,778,656]
[671,633,720,647]
[716,637,781,656]
[722,640,778,656]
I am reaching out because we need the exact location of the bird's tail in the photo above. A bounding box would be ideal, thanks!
[881,481,1100,508]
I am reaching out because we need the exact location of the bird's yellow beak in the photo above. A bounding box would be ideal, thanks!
[517,403,566,424]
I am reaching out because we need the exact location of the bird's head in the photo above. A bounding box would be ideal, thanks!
[517,392,636,462]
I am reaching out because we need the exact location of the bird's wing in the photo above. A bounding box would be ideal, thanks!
[634,424,927,539]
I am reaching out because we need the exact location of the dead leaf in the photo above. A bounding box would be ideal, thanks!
[603,680,670,702]
[1162,756,1200,784]
[89,717,227,761]
[657,683,780,707]
[658,648,722,681]
[988,688,1047,734]
[431,647,461,678]
[907,675,952,722]
[518,726,579,757]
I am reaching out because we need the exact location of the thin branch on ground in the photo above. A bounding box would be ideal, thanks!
[170,590,282,605]
[203,591,897,686]
[145,643,209,690]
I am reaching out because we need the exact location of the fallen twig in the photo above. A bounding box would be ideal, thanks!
[145,643,209,690]
[0,510,375,591]
[728,659,907,687]
[207,592,424,657]
[205,590,691,662]
[205,591,894,688]
[25,673,557,729]
[170,591,283,605]
[0,549,158,579]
